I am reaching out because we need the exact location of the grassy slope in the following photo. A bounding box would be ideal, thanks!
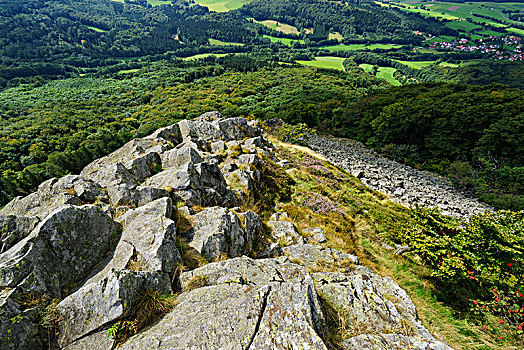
[267,136,518,349]
[295,57,346,71]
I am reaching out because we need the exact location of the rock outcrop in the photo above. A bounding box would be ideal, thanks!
[0,113,453,349]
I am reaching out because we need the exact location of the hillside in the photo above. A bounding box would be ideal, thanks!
[1,113,522,349]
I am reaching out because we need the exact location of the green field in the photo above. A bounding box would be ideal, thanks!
[394,60,460,69]
[295,56,346,71]
[376,67,401,86]
[208,38,244,46]
[85,25,107,33]
[263,35,305,46]
[117,68,140,74]
[181,53,230,60]
[476,29,505,37]
[320,43,403,52]
[193,0,252,12]
[428,35,458,43]
[147,0,171,6]
[445,20,483,32]
[359,63,374,73]
[507,27,524,36]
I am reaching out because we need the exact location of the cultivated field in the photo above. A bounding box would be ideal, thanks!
[295,57,346,71]
[263,35,305,46]
[208,39,244,46]
[255,20,302,35]
[193,0,253,12]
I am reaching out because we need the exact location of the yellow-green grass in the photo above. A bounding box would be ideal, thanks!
[428,35,458,43]
[295,57,346,71]
[416,48,445,54]
[263,35,305,46]
[393,60,460,70]
[470,16,508,28]
[445,20,483,32]
[476,29,505,37]
[208,38,244,46]
[507,27,524,36]
[118,68,140,74]
[268,139,516,350]
[255,19,301,35]
[380,2,461,20]
[376,67,401,86]
[328,32,344,41]
[320,43,403,52]
[85,25,107,33]
[147,0,171,6]
[359,63,374,73]
[180,53,229,60]
[192,0,252,12]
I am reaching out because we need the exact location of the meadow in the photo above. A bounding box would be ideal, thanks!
[192,0,253,12]
[263,35,305,46]
[208,39,244,46]
[295,56,346,71]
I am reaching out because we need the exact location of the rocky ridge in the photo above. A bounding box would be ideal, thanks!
[1,113,451,350]
[308,134,492,220]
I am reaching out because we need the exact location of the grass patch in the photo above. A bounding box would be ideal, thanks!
[208,38,244,46]
[192,0,252,12]
[295,57,346,71]
[85,25,107,33]
[376,67,401,86]
[262,35,305,46]
[255,19,301,35]
[180,53,230,61]
[146,0,171,6]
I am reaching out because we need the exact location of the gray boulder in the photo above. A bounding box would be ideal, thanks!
[283,244,359,269]
[0,289,42,350]
[0,215,39,253]
[178,119,221,143]
[120,284,270,350]
[341,334,452,350]
[57,269,172,347]
[304,227,327,243]
[267,220,305,245]
[86,198,180,286]
[214,117,260,141]
[160,146,202,169]
[0,204,120,297]
[186,207,257,261]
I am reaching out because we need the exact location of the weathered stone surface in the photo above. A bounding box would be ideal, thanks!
[284,244,359,268]
[57,269,172,347]
[86,198,180,286]
[267,220,305,245]
[63,328,114,350]
[259,242,283,258]
[341,333,452,350]
[185,207,256,261]
[214,117,260,141]
[162,257,327,350]
[144,162,234,207]
[304,227,327,243]
[0,215,39,253]
[178,119,221,143]
[123,152,162,183]
[0,289,42,350]
[119,284,270,350]
[160,146,202,169]
[0,204,120,297]
[311,265,436,342]
[0,176,107,218]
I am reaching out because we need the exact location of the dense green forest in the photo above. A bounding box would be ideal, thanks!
[327,82,524,210]
[240,0,454,43]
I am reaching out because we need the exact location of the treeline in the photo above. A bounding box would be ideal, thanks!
[344,52,524,89]
[0,0,262,87]
[239,0,454,44]
[0,60,383,205]
[323,83,524,210]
